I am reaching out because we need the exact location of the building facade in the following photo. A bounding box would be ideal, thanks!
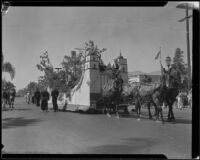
[129,74,161,84]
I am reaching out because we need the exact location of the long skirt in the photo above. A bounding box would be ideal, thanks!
[41,100,48,111]
[32,96,34,104]
[52,98,58,111]
[36,98,40,106]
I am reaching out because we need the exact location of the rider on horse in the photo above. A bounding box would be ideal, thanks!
[162,56,181,88]
[161,56,181,121]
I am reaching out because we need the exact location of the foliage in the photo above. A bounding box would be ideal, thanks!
[16,81,38,97]
[37,51,67,91]
[2,53,16,80]
[172,48,189,89]
[61,51,83,89]
[2,79,15,91]
[26,81,38,94]
[16,88,27,97]
[36,41,107,93]
[62,40,107,90]
[172,48,188,77]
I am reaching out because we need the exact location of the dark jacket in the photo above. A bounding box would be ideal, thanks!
[162,66,181,89]
[51,89,59,99]
[35,90,41,99]
[41,91,49,101]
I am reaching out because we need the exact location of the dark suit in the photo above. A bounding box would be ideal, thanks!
[51,89,59,111]
[41,91,49,111]
[35,90,41,106]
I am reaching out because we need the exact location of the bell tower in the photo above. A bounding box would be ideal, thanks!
[116,51,128,84]
[84,50,101,106]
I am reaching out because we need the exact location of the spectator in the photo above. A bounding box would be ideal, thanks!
[177,91,183,109]
[2,89,8,108]
[41,88,50,112]
[51,87,59,112]
[32,92,35,104]
[26,92,31,104]
[187,89,192,108]
[35,88,41,107]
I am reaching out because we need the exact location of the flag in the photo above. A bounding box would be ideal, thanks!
[155,50,161,60]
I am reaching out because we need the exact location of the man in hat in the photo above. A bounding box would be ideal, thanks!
[161,56,181,120]
[162,56,181,89]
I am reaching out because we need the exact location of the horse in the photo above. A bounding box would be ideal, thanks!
[101,78,123,118]
[2,91,9,108]
[161,67,180,121]
[134,66,180,123]
[123,82,162,121]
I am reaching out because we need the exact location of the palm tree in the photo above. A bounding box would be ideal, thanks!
[2,53,15,80]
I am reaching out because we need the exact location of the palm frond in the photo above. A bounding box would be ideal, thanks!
[2,62,15,80]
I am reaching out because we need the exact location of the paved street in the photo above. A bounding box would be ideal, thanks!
[2,97,191,158]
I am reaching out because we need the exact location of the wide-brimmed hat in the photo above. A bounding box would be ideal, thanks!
[165,56,171,61]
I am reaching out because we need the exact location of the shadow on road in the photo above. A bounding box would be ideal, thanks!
[81,137,158,154]
[120,113,159,121]
[169,118,192,124]
[2,108,32,112]
[119,114,191,124]
[2,117,43,129]
[14,108,32,111]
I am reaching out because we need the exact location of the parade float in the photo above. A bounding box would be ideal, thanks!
[63,41,128,112]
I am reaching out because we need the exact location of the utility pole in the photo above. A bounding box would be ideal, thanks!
[185,5,191,90]
[176,3,193,90]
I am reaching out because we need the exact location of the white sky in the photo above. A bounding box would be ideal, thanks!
[2,2,193,90]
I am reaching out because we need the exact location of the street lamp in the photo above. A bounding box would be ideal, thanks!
[55,67,62,72]
[176,2,197,90]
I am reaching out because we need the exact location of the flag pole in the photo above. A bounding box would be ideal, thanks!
[159,46,163,76]
[159,46,162,65]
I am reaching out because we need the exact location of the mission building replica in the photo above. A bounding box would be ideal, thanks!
[66,41,128,112]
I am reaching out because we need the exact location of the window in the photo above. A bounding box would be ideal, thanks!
[93,57,95,61]
[93,64,96,69]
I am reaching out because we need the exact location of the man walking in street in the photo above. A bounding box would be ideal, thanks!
[51,87,59,112]
[32,92,35,104]
[26,92,31,104]
[41,88,50,112]
[35,88,41,107]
